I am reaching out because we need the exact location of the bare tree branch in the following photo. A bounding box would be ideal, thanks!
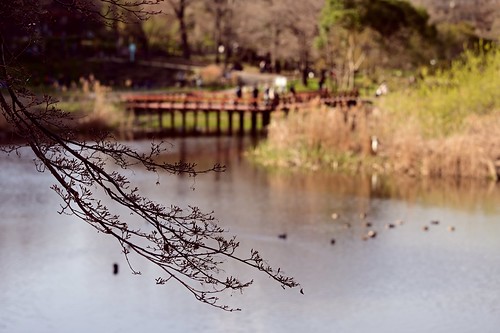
[52,0,164,22]
[0,2,300,311]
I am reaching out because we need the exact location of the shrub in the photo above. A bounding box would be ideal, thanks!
[380,44,500,137]
[199,64,224,87]
[251,100,380,171]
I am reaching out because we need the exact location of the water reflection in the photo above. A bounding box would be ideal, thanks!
[158,136,500,215]
[1,138,500,333]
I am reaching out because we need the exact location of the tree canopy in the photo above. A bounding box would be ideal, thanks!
[321,0,435,37]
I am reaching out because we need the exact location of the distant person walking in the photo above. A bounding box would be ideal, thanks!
[289,83,297,103]
[129,42,137,63]
[263,84,270,106]
[318,71,326,91]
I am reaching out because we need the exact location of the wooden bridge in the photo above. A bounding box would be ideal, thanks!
[122,91,359,137]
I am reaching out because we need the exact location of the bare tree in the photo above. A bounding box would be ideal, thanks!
[0,0,300,311]
[166,0,196,59]
[234,0,322,75]
[234,0,286,70]
[202,0,237,64]
[52,0,164,22]
[280,0,323,83]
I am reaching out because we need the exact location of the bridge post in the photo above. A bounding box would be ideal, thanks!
[170,111,175,131]
[193,111,199,134]
[158,110,163,132]
[238,111,245,136]
[250,111,258,136]
[181,111,187,135]
[148,110,153,129]
[228,111,234,136]
[262,110,271,128]
[204,111,210,134]
[216,111,221,136]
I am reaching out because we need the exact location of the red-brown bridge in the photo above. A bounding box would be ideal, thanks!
[122,91,359,137]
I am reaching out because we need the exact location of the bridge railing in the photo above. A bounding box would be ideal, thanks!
[121,90,360,111]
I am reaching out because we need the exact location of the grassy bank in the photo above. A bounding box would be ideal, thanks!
[0,77,124,140]
[250,46,500,180]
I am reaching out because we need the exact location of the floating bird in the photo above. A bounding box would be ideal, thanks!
[431,220,440,225]
[331,213,339,220]
[422,226,429,231]
[385,223,395,229]
[330,238,336,245]
[365,222,372,228]
[343,222,351,229]
[447,226,456,232]
[359,212,367,219]
[361,231,374,241]
[396,220,404,226]
[278,233,287,240]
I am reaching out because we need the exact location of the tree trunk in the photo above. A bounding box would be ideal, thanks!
[346,33,365,90]
[176,1,191,60]
[180,21,190,59]
[214,7,222,63]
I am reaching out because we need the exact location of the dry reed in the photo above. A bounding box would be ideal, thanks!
[199,64,224,86]
[253,101,500,180]
[393,112,500,180]
[254,99,381,170]
[76,76,122,132]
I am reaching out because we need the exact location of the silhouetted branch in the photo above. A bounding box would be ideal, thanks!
[53,0,163,22]
[0,2,300,310]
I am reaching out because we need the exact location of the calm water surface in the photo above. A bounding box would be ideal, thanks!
[1,137,500,333]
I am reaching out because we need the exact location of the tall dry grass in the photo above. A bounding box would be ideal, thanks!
[75,76,122,132]
[253,101,500,180]
[199,64,224,86]
[383,112,500,179]
[252,99,382,170]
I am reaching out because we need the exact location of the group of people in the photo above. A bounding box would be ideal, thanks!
[235,83,284,108]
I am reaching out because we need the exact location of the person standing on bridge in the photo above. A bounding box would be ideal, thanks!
[235,84,243,99]
[263,84,270,106]
[252,85,259,108]
[129,41,137,63]
[234,84,243,108]
[289,83,297,102]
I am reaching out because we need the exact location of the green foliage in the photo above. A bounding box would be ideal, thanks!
[435,22,481,60]
[250,140,368,172]
[321,0,363,33]
[317,0,442,90]
[289,78,320,93]
[381,44,500,137]
[321,0,434,38]
[142,17,179,55]
[362,0,435,38]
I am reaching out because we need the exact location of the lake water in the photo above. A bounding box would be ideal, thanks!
[1,137,500,333]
